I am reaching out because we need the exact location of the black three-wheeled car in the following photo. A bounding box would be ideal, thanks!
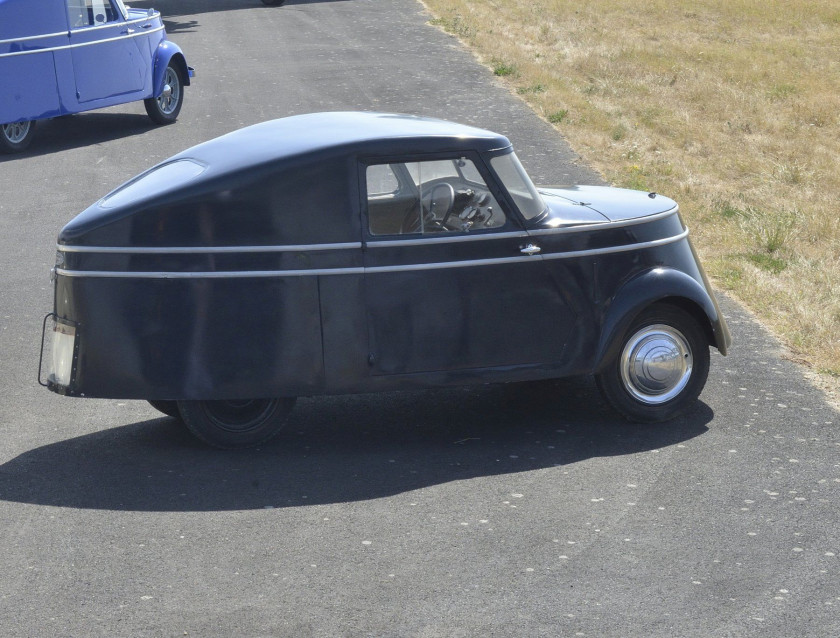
[41,112,730,447]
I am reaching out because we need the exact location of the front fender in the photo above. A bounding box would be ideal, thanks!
[151,41,191,96]
[595,267,731,371]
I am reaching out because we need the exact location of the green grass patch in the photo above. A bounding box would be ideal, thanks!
[745,252,788,274]
[517,84,546,95]
[493,61,517,77]
[547,109,569,124]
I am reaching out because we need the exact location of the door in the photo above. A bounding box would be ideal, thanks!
[67,0,150,102]
[362,156,576,376]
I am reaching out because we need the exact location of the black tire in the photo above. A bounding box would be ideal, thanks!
[177,398,296,449]
[595,304,710,422]
[1,120,36,153]
[148,400,181,419]
[261,0,286,5]
[144,63,184,125]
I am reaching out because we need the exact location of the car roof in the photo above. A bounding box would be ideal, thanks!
[172,112,513,173]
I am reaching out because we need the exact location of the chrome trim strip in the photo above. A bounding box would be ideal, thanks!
[56,211,679,255]
[365,255,534,274]
[54,267,366,279]
[55,229,689,279]
[528,206,680,236]
[367,231,528,248]
[0,13,160,46]
[0,30,68,46]
[542,227,689,261]
[58,241,363,254]
[0,25,164,59]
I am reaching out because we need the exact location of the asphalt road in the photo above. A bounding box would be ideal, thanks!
[1,1,838,636]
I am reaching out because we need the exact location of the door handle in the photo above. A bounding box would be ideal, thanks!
[520,243,541,256]
[122,28,135,34]
[141,23,153,29]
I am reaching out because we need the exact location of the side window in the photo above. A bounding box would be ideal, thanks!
[367,164,399,197]
[366,157,506,236]
[68,0,119,27]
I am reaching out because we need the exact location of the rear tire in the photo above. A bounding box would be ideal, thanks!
[595,304,710,422]
[1,120,36,153]
[148,400,181,419]
[177,398,296,449]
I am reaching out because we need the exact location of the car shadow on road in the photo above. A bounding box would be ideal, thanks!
[0,113,158,161]
[0,379,712,512]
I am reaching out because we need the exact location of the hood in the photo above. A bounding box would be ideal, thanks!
[538,185,678,225]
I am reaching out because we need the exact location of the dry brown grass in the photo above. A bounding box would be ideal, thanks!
[423,0,840,386]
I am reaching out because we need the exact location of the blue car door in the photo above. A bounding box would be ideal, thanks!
[66,0,151,103]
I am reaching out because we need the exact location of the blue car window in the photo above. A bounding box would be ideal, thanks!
[67,0,119,28]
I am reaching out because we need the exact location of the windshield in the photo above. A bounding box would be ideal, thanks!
[490,152,547,220]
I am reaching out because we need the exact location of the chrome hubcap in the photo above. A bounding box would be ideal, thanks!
[156,68,180,114]
[2,121,31,144]
[620,324,693,404]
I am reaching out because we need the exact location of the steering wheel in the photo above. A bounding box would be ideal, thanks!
[401,182,455,233]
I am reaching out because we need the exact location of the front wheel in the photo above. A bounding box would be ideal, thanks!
[177,398,296,449]
[144,63,184,124]
[595,304,710,422]
[1,120,36,153]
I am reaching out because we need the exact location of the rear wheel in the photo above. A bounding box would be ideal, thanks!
[148,400,180,419]
[595,304,710,422]
[1,120,36,153]
[144,63,184,124]
[177,398,296,449]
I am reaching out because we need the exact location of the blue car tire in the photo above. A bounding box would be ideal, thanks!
[144,62,184,125]
[1,120,36,154]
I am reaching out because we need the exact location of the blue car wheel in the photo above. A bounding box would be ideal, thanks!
[144,63,184,125]
[1,120,36,154]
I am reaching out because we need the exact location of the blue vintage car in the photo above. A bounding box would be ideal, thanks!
[0,0,193,153]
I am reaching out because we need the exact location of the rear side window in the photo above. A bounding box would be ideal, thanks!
[67,0,119,27]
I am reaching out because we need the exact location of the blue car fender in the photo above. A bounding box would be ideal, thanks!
[595,267,731,372]
[151,40,192,97]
